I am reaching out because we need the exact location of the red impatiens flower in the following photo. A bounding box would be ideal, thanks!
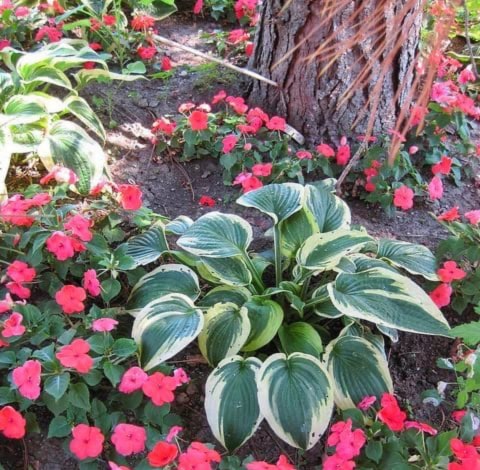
[450,438,478,460]
[92,318,118,332]
[138,46,156,60]
[327,419,366,461]
[119,366,148,394]
[429,283,452,308]
[70,424,104,460]
[111,423,147,456]
[83,269,101,297]
[6,282,30,300]
[148,441,178,467]
[336,144,351,166]
[296,150,312,160]
[316,143,335,157]
[437,261,467,283]
[46,231,75,261]
[142,372,177,406]
[193,0,203,14]
[0,39,11,51]
[393,186,414,211]
[188,110,209,131]
[404,420,438,435]
[245,42,254,57]
[161,56,172,71]
[377,393,406,431]
[438,207,460,222]
[35,25,62,42]
[2,313,25,338]
[323,454,355,470]
[55,285,86,314]
[152,117,176,135]
[0,406,26,439]
[246,455,296,470]
[102,14,116,26]
[178,442,221,469]
[428,176,443,201]
[40,165,78,185]
[199,196,216,207]
[465,210,480,225]
[252,163,273,177]
[233,172,263,193]
[6,261,36,283]
[56,339,93,374]
[89,42,102,51]
[212,90,227,104]
[222,135,238,153]
[226,96,248,114]
[12,360,41,400]
[64,214,93,242]
[131,14,155,30]
[452,410,467,423]
[118,184,143,211]
[432,156,452,175]
[266,116,286,131]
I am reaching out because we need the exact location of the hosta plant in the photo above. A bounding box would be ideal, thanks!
[126,182,451,452]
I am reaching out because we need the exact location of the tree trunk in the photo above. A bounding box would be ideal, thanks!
[248,0,423,143]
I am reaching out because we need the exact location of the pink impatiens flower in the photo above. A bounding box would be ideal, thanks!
[12,360,42,400]
[70,424,104,460]
[119,367,148,394]
[429,283,452,308]
[2,313,26,338]
[393,186,414,211]
[111,423,147,456]
[428,176,443,201]
[83,269,101,297]
[142,372,177,406]
[465,210,480,225]
[92,318,118,332]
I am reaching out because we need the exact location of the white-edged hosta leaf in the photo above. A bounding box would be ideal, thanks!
[205,356,263,452]
[165,215,194,235]
[377,239,438,281]
[377,324,399,343]
[132,293,203,370]
[74,68,146,88]
[242,297,283,351]
[339,322,387,359]
[37,120,105,193]
[178,212,252,258]
[280,209,317,258]
[325,335,393,409]
[348,253,399,274]
[3,95,46,125]
[64,95,106,141]
[310,284,344,319]
[237,183,304,224]
[21,65,72,90]
[304,184,351,232]
[278,322,323,358]
[199,286,251,308]
[126,223,169,266]
[258,353,334,450]
[200,256,252,287]
[199,303,251,366]
[297,229,373,271]
[127,264,200,315]
[0,127,12,201]
[328,267,451,336]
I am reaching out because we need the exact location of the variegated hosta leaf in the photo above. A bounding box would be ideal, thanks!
[3,95,47,125]
[165,215,194,235]
[0,127,12,201]
[377,324,399,343]
[242,297,283,352]
[310,284,344,319]
[280,209,317,258]
[199,303,251,366]
[324,336,393,409]
[178,212,252,258]
[199,286,251,308]
[237,183,304,224]
[205,356,263,452]
[377,239,438,281]
[278,322,323,358]
[127,264,200,315]
[339,323,387,359]
[328,267,451,336]
[348,253,399,274]
[132,294,203,370]
[37,120,105,194]
[200,256,252,287]
[304,184,351,233]
[63,95,106,141]
[297,229,373,271]
[258,353,334,450]
[126,223,169,266]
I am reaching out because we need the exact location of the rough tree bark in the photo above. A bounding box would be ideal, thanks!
[248,0,423,143]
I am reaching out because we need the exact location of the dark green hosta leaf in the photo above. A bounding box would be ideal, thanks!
[324,336,393,409]
[199,286,251,308]
[165,215,193,235]
[205,356,263,452]
[328,267,451,336]
[258,353,333,450]
[200,256,252,286]
[278,322,323,358]
[126,223,169,266]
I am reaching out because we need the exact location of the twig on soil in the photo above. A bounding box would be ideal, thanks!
[335,142,369,195]
[462,0,478,78]
[152,34,278,87]
[22,438,28,470]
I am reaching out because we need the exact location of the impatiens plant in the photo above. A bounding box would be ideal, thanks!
[126,181,451,452]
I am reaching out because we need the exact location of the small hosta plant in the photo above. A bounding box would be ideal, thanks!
[126,181,451,452]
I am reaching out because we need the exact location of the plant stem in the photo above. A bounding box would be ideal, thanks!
[273,224,283,287]
[243,254,265,293]
[300,274,312,299]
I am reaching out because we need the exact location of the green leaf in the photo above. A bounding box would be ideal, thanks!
[324,336,393,409]
[451,321,480,347]
[199,286,251,308]
[200,256,252,287]
[297,229,373,271]
[0,387,15,405]
[101,278,121,303]
[68,382,90,411]
[278,322,323,358]
[132,294,204,370]
[242,297,283,352]
[2,94,46,125]
[37,120,106,193]
[178,212,252,258]
[112,338,137,357]
[63,95,106,140]
[377,239,438,281]
[126,223,169,266]
[365,440,383,463]
[48,416,71,438]
[103,362,124,387]
[44,373,70,401]
[199,303,251,366]
[127,264,200,315]
[165,215,193,235]
[237,183,304,224]
[258,353,334,450]
[328,267,451,336]
[205,356,263,452]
